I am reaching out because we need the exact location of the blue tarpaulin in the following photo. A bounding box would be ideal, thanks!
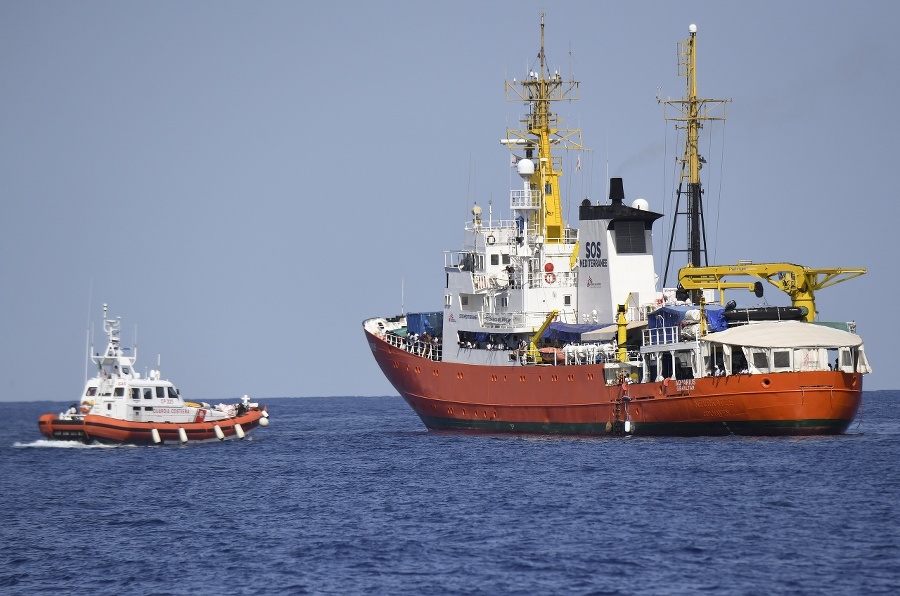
[406,312,443,337]
[541,322,612,343]
[646,305,727,332]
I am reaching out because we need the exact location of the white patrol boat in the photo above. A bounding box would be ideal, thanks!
[38,304,269,444]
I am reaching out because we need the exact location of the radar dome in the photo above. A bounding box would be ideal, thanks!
[632,198,649,211]
[517,159,535,179]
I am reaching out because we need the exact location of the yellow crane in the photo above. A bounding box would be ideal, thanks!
[677,262,866,322]
[526,310,559,362]
[615,295,632,363]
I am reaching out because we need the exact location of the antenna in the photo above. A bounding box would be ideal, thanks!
[659,25,730,291]
[84,329,90,384]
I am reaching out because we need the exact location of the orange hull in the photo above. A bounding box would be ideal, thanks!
[37,408,267,445]
[366,331,862,436]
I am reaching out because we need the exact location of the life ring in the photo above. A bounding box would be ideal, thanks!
[486,235,495,245]
[545,272,556,284]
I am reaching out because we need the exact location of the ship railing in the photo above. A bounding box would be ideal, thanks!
[643,325,682,346]
[527,269,576,289]
[510,189,541,210]
[523,346,640,366]
[463,219,520,234]
[382,332,443,362]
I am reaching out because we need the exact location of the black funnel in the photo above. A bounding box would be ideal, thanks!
[609,178,625,205]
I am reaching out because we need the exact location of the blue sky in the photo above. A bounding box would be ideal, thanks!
[2,1,897,402]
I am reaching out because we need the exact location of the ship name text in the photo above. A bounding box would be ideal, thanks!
[676,379,696,392]
[580,242,608,268]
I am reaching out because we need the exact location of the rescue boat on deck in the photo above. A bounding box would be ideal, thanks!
[362,19,871,437]
[38,304,270,445]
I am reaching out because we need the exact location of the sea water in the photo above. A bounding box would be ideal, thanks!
[2,392,899,595]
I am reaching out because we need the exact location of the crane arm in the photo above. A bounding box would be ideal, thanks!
[529,310,559,357]
[678,262,866,322]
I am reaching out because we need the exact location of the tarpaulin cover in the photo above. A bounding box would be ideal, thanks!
[542,322,612,343]
[646,304,727,332]
[406,312,443,337]
[701,320,863,348]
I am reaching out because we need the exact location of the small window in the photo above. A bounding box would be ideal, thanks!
[445,294,452,307]
[167,387,179,399]
[86,387,97,397]
[502,254,511,265]
[156,386,165,398]
[773,350,791,369]
[752,352,769,369]
[841,351,852,367]
[114,387,125,397]
[564,295,571,306]
[144,388,152,399]
[106,403,112,411]
[491,254,499,266]
[462,296,469,306]
[144,406,153,411]
[132,407,141,413]
[131,388,141,399]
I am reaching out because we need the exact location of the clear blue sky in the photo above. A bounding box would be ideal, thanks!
[2,1,897,402]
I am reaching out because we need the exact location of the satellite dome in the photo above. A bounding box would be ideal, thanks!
[632,198,649,211]
[517,158,535,179]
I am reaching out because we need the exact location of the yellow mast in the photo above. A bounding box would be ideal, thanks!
[504,13,582,244]
[659,25,730,289]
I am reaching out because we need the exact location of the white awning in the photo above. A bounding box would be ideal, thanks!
[581,320,647,342]
[701,321,863,348]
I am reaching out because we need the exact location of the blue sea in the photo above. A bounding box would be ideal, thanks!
[3,392,900,595]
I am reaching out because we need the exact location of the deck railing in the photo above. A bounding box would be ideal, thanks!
[643,325,682,346]
[382,332,443,362]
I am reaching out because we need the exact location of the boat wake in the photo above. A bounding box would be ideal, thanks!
[13,439,124,449]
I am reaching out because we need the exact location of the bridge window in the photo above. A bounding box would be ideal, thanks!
[614,221,647,254]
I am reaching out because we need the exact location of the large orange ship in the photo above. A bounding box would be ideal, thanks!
[363,19,871,436]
